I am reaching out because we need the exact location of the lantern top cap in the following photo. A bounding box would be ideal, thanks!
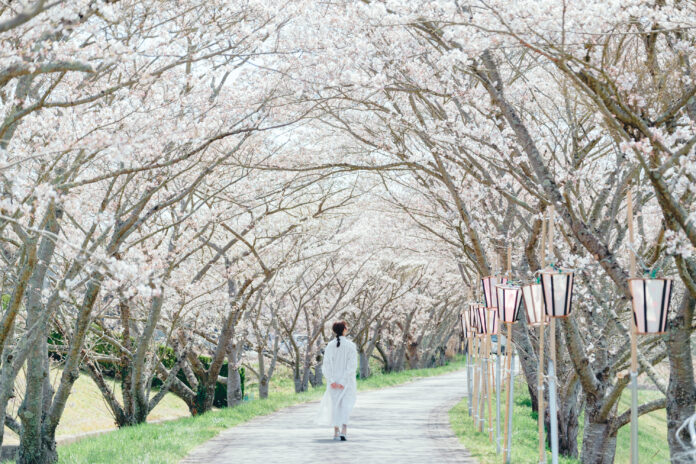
[628,277,674,281]
[495,283,521,290]
[539,266,574,275]
[481,274,506,279]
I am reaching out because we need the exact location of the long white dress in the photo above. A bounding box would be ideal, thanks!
[316,336,358,427]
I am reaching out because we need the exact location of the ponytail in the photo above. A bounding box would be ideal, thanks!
[332,321,346,348]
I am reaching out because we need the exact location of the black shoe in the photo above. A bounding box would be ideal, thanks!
[340,435,347,441]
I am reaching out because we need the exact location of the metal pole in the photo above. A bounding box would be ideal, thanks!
[548,207,559,464]
[538,322,547,464]
[467,335,473,417]
[507,350,515,463]
[627,189,639,464]
[548,357,558,464]
[503,322,514,462]
[486,336,494,442]
[538,218,547,464]
[496,332,502,454]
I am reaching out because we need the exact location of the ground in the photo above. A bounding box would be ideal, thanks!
[180,370,474,464]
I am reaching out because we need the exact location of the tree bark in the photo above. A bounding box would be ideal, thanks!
[17,202,60,464]
[666,293,696,463]
[226,341,242,407]
[581,419,618,464]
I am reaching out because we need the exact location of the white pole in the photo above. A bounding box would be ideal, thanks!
[628,189,639,464]
[548,206,559,464]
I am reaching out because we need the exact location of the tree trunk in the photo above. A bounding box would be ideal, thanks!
[359,349,370,379]
[666,294,696,462]
[310,353,323,388]
[192,383,216,416]
[226,342,242,407]
[581,419,618,464]
[18,204,60,464]
[259,376,270,399]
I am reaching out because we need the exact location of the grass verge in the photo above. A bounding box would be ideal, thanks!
[449,378,669,463]
[55,356,466,464]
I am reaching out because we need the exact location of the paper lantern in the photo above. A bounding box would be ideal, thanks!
[496,284,522,323]
[477,305,498,335]
[481,275,508,309]
[522,283,546,326]
[469,303,479,331]
[629,278,673,334]
[540,268,574,317]
[460,312,468,338]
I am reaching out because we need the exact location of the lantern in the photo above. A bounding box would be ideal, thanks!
[495,284,522,323]
[629,278,673,334]
[522,283,546,326]
[540,268,575,317]
[469,303,479,332]
[477,305,498,335]
[460,312,469,339]
[481,275,508,309]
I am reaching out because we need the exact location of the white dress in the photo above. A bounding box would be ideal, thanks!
[316,336,358,427]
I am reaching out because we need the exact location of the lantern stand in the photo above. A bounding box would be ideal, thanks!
[495,310,502,455]
[540,211,576,464]
[627,190,639,464]
[477,306,487,434]
[537,218,548,464]
[547,207,559,464]
[478,304,496,442]
[485,306,495,442]
[495,259,503,456]
[472,302,480,426]
[500,246,520,464]
[482,271,506,454]
[462,310,471,417]
[466,309,473,417]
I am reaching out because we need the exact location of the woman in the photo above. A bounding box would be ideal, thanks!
[316,320,357,441]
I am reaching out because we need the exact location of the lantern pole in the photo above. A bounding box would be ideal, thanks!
[503,245,514,463]
[548,206,559,464]
[628,189,639,464]
[473,330,480,425]
[480,334,486,433]
[538,218,548,464]
[481,303,492,440]
[464,287,473,417]
[496,324,502,454]
[487,333,494,442]
[496,257,503,454]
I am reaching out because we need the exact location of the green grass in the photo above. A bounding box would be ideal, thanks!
[449,378,669,463]
[54,356,467,464]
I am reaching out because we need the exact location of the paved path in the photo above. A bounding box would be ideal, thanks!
[181,370,475,464]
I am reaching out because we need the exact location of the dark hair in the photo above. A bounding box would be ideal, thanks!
[332,321,346,347]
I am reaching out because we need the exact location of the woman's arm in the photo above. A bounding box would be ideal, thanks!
[322,346,336,384]
[341,344,358,385]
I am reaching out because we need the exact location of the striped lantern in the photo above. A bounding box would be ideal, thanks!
[496,284,522,323]
[540,268,575,317]
[481,275,508,309]
[469,303,479,332]
[477,305,498,335]
[629,278,673,334]
[522,283,546,326]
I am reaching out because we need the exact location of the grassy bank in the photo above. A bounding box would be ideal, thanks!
[449,378,669,463]
[52,357,466,464]
[3,367,188,446]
